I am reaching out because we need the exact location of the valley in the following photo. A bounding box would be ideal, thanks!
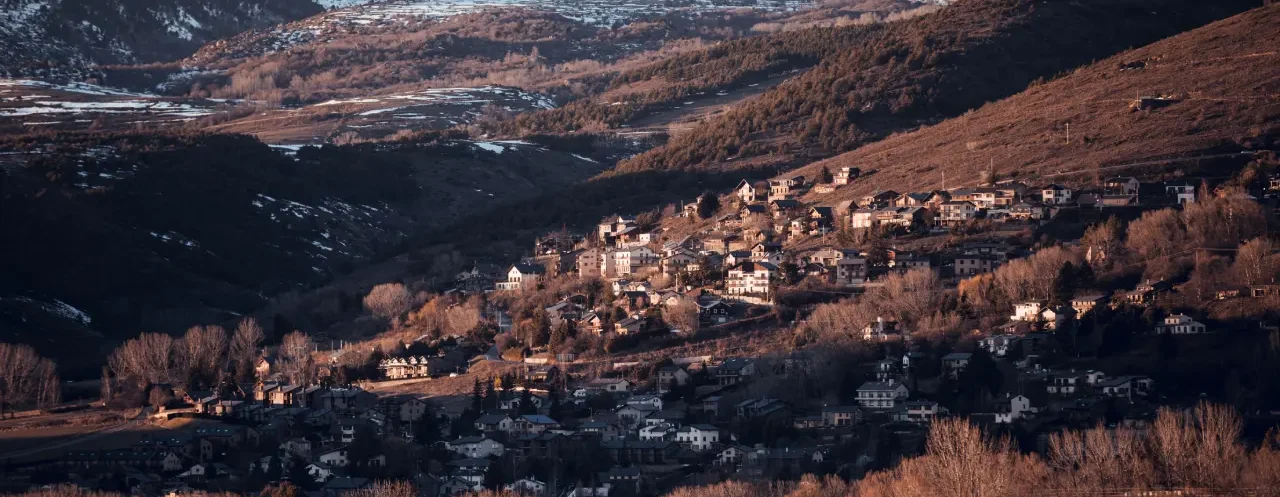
[1,2,1279,496]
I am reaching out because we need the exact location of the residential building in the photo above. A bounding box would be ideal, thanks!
[1012,301,1046,322]
[1104,177,1141,196]
[993,395,1032,424]
[675,425,720,452]
[716,358,757,386]
[1158,314,1207,334]
[834,167,860,185]
[892,400,944,423]
[862,317,902,341]
[1041,184,1073,205]
[856,380,910,409]
[496,263,545,291]
[1071,294,1108,315]
[954,254,997,276]
[821,406,861,427]
[941,353,972,378]
[1166,181,1196,204]
[446,437,505,459]
[938,201,978,225]
[657,366,691,393]
[726,261,776,297]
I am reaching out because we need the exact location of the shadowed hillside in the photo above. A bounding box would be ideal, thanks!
[0,132,608,376]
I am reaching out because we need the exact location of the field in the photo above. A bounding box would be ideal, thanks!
[0,408,232,463]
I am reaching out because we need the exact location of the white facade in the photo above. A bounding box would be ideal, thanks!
[856,380,910,409]
[1160,314,1206,334]
[447,438,505,459]
[1012,301,1045,321]
[1041,185,1073,205]
[726,262,775,296]
[675,425,720,452]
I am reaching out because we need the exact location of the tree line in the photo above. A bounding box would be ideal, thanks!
[0,343,60,417]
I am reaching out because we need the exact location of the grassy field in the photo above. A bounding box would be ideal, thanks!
[0,412,230,463]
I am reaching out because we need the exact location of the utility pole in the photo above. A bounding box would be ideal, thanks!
[1065,122,1070,144]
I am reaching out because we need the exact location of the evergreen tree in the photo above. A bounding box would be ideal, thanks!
[820,165,834,184]
[483,380,498,410]
[518,389,536,415]
[414,412,440,445]
[471,379,484,412]
[697,191,720,219]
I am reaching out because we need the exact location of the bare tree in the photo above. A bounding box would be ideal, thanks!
[1233,237,1279,286]
[278,331,316,385]
[662,298,701,335]
[1148,401,1245,490]
[107,332,175,385]
[176,325,228,389]
[1126,208,1187,264]
[443,298,483,337]
[1081,216,1126,272]
[230,318,265,381]
[364,282,412,321]
[0,343,61,417]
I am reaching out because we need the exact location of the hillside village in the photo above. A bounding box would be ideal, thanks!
[2,1,1280,497]
[7,156,1278,497]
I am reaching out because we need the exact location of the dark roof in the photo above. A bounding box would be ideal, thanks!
[513,263,546,274]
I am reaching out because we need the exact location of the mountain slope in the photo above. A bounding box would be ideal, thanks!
[0,132,607,375]
[611,0,1259,175]
[799,4,1280,200]
[0,0,323,78]
[401,0,1263,260]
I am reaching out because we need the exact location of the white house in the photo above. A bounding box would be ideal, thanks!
[726,261,776,296]
[1047,371,1086,396]
[639,423,676,441]
[893,400,944,424]
[862,317,902,341]
[1041,184,1073,205]
[1158,314,1206,334]
[505,478,547,496]
[675,424,720,452]
[938,201,978,225]
[626,395,664,411]
[446,436,505,458]
[980,335,1020,357]
[586,378,631,393]
[1166,181,1196,205]
[1099,375,1154,398]
[317,448,349,468]
[993,395,1033,424]
[497,263,545,291]
[305,462,334,483]
[1012,301,1046,322]
[856,380,910,409]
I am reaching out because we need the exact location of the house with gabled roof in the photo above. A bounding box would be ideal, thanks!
[496,263,545,291]
[856,380,909,409]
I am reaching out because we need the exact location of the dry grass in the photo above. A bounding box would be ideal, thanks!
[800,5,1280,203]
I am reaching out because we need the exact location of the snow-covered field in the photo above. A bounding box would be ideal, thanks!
[315,85,555,111]
[310,86,557,141]
[0,79,223,129]
[317,0,811,26]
